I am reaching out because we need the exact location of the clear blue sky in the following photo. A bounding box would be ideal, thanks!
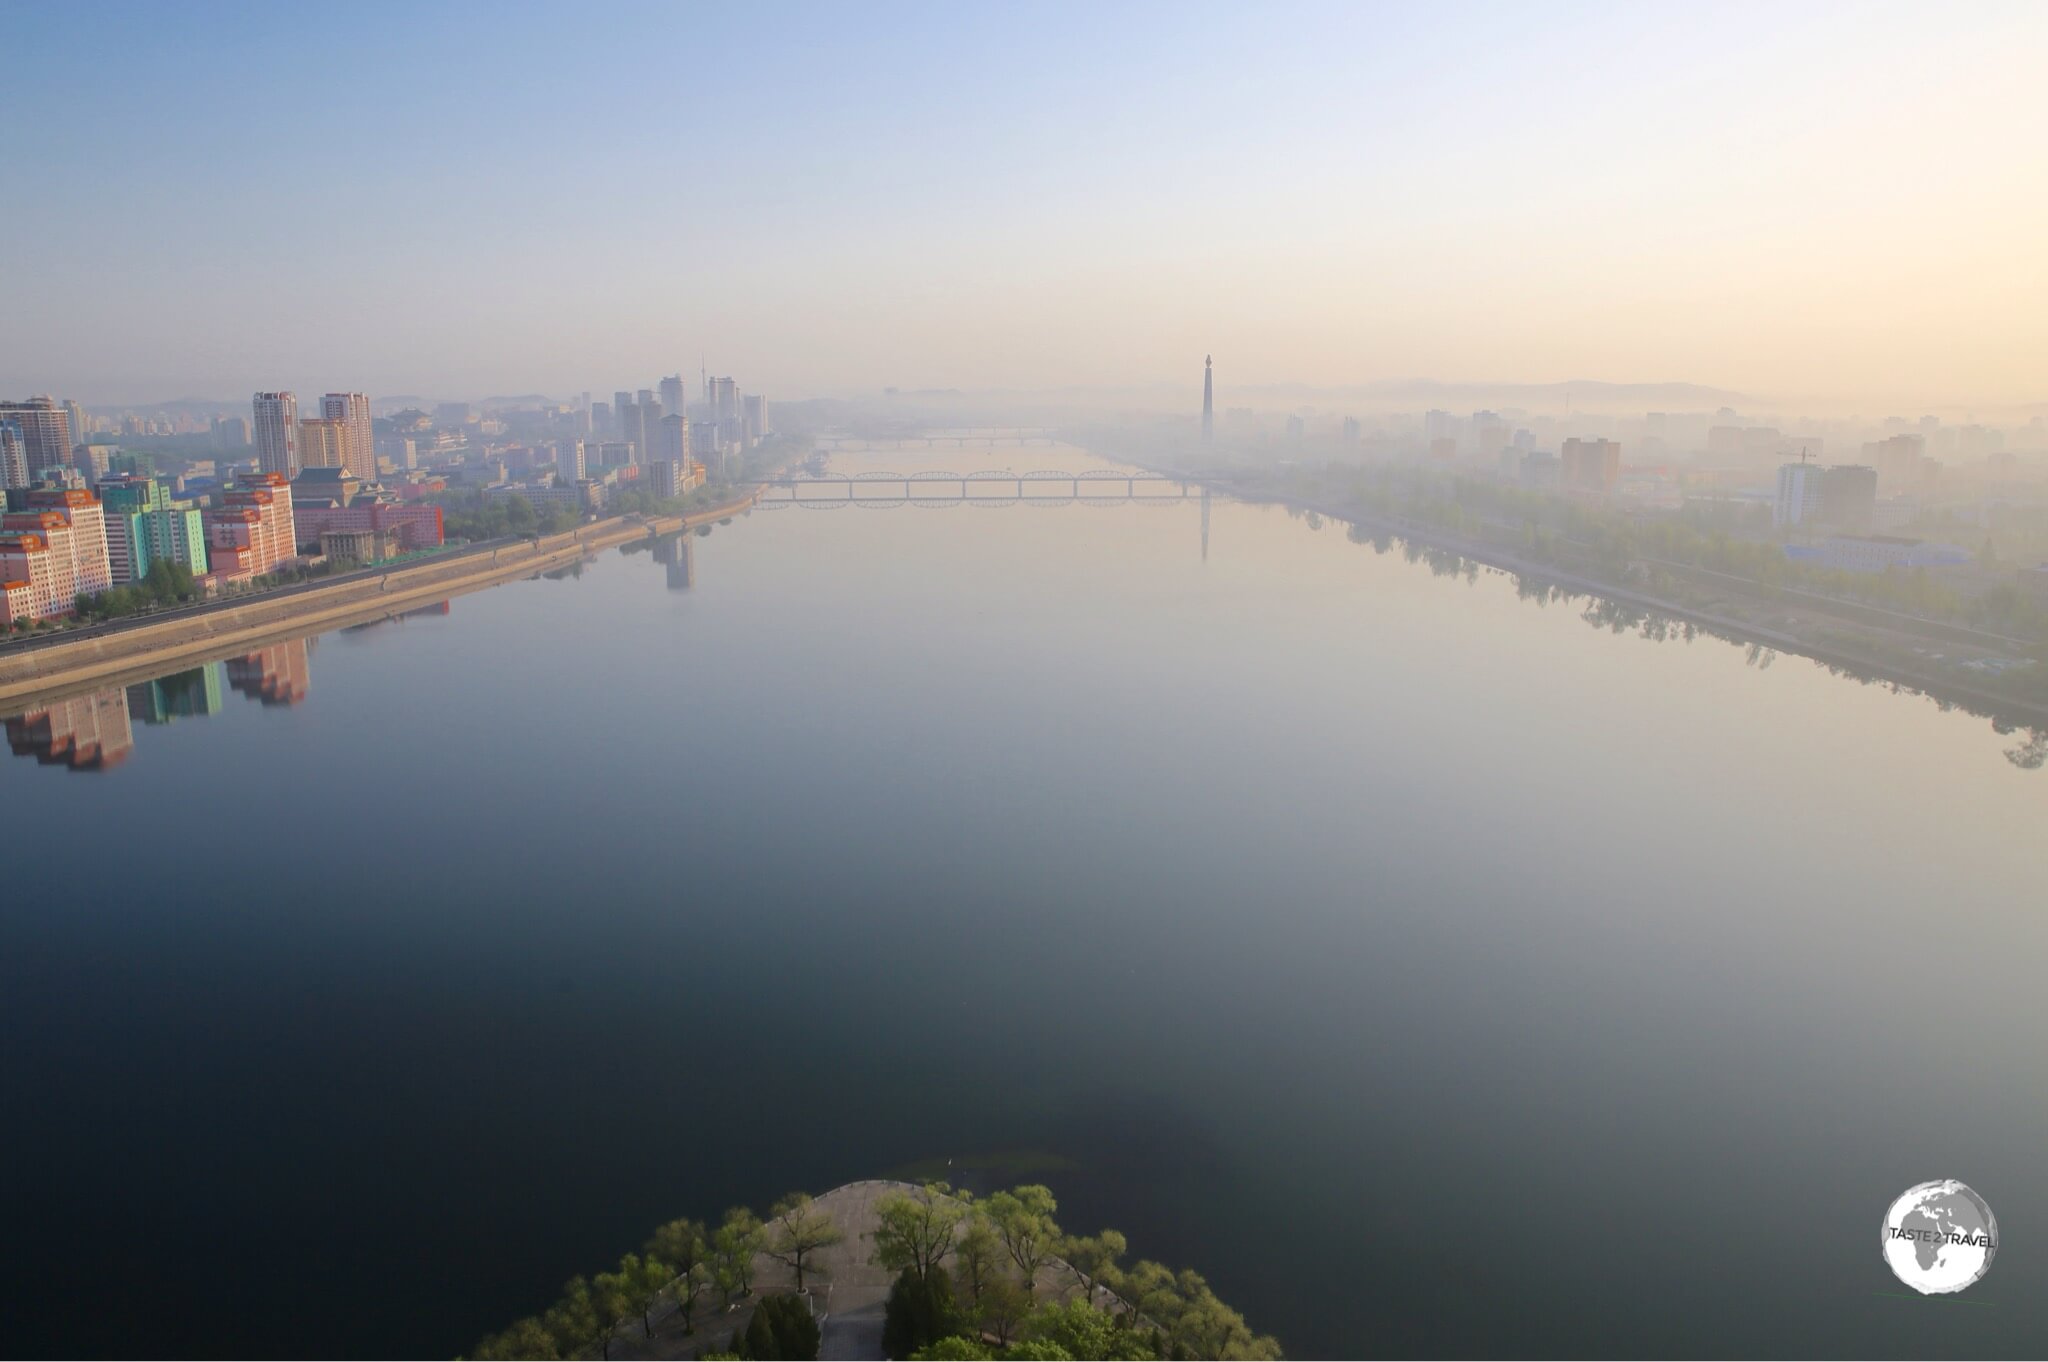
[5,1,2043,406]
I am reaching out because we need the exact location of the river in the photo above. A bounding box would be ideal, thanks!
[3,444,2043,1357]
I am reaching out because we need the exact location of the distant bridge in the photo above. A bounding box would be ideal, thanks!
[816,429,1064,448]
[749,469,1201,507]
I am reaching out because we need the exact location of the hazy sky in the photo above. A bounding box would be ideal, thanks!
[5,0,2044,408]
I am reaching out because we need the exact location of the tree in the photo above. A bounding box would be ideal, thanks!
[1060,1229,1126,1307]
[613,1251,670,1337]
[737,1292,821,1360]
[998,1343,1075,1361]
[645,1217,710,1332]
[952,1215,1002,1308]
[765,1192,843,1291]
[1112,1261,1173,1331]
[712,1207,768,1308]
[472,1315,560,1360]
[871,1182,967,1284]
[975,1274,1033,1347]
[882,1263,966,1359]
[909,1338,996,1360]
[140,557,195,604]
[589,1265,634,1360]
[1117,1262,1277,1360]
[983,1186,1060,1294]
[541,1276,600,1360]
[1022,1299,1154,1361]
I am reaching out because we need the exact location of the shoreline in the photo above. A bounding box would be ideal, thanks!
[0,489,761,713]
[1103,452,2048,731]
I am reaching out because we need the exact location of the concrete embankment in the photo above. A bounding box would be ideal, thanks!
[0,495,756,711]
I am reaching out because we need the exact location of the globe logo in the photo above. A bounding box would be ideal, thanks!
[1882,1180,1998,1295]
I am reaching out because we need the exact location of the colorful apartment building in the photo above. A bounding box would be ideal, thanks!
[204,472,297,581]
[0,529,68,622]
[97,474,172,583]
[142,502,209,576]
[10,487,112,598]
[0,482,117,621]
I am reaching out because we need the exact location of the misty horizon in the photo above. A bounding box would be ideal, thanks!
[4,2,2043,410]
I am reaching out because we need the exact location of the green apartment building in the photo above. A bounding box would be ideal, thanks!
[96,475,209,581]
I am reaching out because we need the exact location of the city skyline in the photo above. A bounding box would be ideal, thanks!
[2,2,2043,409]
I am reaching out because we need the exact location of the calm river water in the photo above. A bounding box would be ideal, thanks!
[4,448,2044,1357]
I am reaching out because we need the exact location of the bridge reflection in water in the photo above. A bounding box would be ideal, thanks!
[749,469,1202,507]
[816,429,1063,448]
[749,475,1215,562]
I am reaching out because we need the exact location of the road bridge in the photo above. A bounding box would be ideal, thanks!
[749,468,1200,506]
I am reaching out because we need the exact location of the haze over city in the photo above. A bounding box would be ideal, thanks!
[5,0,2044,409]
[5,5,2048,1362]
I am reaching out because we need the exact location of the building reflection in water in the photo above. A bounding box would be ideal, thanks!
[5,637,317,773]
[343,599,451,635]
[225,636,315,707]
[127,662,225,725]
[652,533,694,591]
[4,689,136,770]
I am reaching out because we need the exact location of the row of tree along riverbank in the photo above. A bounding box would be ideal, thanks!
[1113,451,2048,738]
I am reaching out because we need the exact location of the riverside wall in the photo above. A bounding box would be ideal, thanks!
[0,495,755,710]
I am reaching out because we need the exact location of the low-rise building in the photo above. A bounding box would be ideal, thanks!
[291,467,362,508]
[484,478,607,514]
[291,497,443,553]
[319,526,402,567]
[1783,535,1972,573]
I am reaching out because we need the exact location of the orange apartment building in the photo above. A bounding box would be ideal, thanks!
[204,472,299,581]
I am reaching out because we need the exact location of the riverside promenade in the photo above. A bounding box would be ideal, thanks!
[0,490,760,711]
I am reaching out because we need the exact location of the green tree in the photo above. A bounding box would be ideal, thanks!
[589,1265,634,1359]
[909,1338,996,1360]
[1022,1299,1154,1361]
[737,1292,821,1360]
[1117,1262,1278,1360]
[471,1315,560,1360]
[999,1342,1075,1361]
[883,1264,966,1359]
[952,1215,1001,1308]
[983,1186,1060,1294]
[541,1276,600,1359]
[871,1182,967,1283]
[766,1192,844,1291]
[613,1251,669,1337]
[140,557,195,604]
[712,1207,768,1308]
[644,1216,710,1333]
[976,1274,1033,1347]
[1058,1230,1125,1307]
